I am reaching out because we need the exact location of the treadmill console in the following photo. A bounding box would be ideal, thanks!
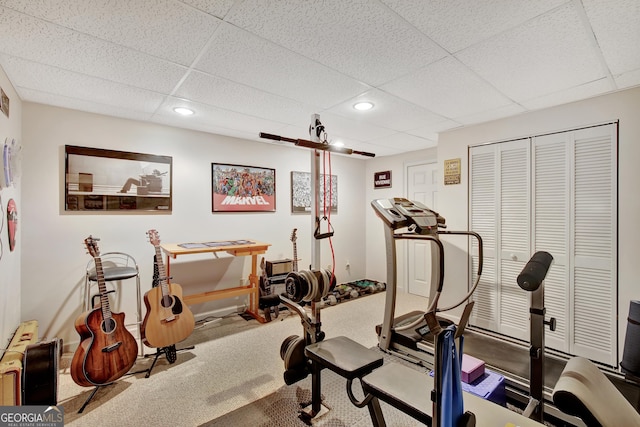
[371,198,445,235]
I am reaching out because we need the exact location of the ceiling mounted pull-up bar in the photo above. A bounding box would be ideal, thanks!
[258,132,376,158]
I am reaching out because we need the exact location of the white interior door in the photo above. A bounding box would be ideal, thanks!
[407,162,438,297]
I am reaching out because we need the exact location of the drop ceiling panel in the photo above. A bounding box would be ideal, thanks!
[2,56,166,113]
[195,22,370,109]
[175,70,319,125]
[406,120,460,142]
[616,68,640,90]
[155,97,287,137]
[0,8,187,93]
[0,0,220,66]
[326,89,447,132]
[18,88,155,123]
[178,0,237,20]
[582,0,640,75]
[309,112,397,143]
[381,56,514,119]
[224,0,448,86]
[369,132,437,152]
[456,3,605,102]
[520,78,615,111]
[455,103,527,126]
[380,0,568,53]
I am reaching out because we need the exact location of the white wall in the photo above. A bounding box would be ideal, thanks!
[0,66,21,349]
[364,147,437,287]
[437,87,640,363]
[21,103,367,350]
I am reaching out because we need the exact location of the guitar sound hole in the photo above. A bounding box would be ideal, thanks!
[161,295,175,309]
[102,318,117,334]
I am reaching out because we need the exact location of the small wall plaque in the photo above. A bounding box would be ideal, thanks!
[374,170,392,189]
[0,86,9,118]
[444,158,461,185]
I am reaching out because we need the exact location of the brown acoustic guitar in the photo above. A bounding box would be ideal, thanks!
[141,229,195,348]
[71,236,138,387]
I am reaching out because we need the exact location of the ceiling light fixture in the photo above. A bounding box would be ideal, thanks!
[353,101,374,111]
[173,107,194,116]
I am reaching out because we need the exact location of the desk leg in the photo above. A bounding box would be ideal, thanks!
[247,254,266,323]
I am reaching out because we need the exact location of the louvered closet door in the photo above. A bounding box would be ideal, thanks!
[470,124,618,366]
[469,144,498,331]
[469,139,530,337]
[532,134,570,353]
[498,140,530,340]
[572,126,617,365]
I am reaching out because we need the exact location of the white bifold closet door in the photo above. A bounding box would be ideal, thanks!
[469,123,617,367]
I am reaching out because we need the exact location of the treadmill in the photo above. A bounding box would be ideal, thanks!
[371,198,574,418]
[372,197,482,361]
[371,197,640,424]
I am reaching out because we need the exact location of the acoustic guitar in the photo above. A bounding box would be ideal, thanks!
[141,229,195,348]
[71,236,138,387]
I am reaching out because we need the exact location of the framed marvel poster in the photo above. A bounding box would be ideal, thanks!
[212,163,276,212]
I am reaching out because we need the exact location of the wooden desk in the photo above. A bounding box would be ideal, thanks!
[160,240,271,323]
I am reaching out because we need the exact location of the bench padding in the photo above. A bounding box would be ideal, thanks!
[304,336,383,379]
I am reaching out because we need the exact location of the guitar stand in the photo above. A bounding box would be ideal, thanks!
[138,344,195,378]
[77,383,111,414]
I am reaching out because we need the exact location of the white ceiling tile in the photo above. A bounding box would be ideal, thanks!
[456,3,605,102]
[381,56,513,118]
[406,119,462,140]
[582,0,640,76]
[0,8,187,93]
[309,112,397,142]
[455,103,527,126]
[368,132,437,152]
[2,56,165,113]
[175,70,320,125]
[521,78,618,110]
[18,88,155,123]
[225,0,447,85]
[178,0,237,19]
[615,69,640,90]
[380,0,567,53]
[155,97,287,137]
[0,0,220,66]
[195,22,370,109]
[326,89,446,132]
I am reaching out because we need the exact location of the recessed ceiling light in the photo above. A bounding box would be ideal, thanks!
[353,101,374,111]
[173,107,194,116]
[332,141,345,147]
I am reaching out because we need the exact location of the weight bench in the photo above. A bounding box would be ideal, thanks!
[303,336,384,423]
[361,362,545,427]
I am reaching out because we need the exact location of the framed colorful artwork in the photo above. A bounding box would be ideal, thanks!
[212,163,276,212]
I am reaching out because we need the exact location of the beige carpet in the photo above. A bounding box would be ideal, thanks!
[57,291,431,426]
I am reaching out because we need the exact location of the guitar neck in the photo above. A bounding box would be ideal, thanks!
[154,246,170,295]
[93,257,113,320]
[292,241,298,272]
